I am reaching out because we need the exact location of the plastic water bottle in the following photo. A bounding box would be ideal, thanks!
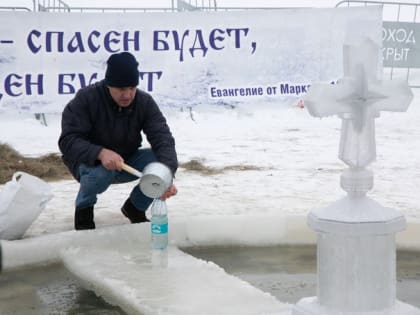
[151,198,168,250]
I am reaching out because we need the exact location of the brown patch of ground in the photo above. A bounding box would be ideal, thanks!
[0,143,71,184]
[179,159,266,175]
[0,144,265,185]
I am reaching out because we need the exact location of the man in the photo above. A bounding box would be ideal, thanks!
[59,52,178,230]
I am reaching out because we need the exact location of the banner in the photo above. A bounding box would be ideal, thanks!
[0,6,382,113]
[382,21,420,68]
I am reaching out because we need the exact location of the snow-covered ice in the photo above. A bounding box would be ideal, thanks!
[1,91,420,237]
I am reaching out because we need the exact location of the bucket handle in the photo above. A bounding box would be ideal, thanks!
[121,162,143,178]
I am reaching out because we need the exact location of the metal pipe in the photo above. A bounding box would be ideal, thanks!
[0,6,31,11]
[336,0,420,7]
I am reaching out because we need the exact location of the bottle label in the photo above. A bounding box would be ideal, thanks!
[151,223,168,234]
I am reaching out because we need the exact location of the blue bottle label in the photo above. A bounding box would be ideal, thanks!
[151,223,168,234]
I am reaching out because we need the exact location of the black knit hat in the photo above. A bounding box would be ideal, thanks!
[105,52,139,87]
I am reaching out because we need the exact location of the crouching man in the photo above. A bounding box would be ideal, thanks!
[58,52,177,230]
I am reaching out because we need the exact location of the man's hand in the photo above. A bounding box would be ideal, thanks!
[98,148,124,170]
[161,184,177,201]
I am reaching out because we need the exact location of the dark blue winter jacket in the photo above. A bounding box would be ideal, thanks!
[58,80,177,180]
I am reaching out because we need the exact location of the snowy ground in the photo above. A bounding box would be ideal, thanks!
[1,90,420,315]
[0,90,419,238]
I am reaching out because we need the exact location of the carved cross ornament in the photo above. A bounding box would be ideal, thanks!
[304,39,413,169]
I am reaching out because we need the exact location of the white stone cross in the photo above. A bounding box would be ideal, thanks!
[304,38,413,169]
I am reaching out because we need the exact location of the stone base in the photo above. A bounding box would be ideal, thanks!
[293,297,420,315]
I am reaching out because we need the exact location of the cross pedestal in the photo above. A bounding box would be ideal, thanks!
[293,39,419,314]
[293,198,420,315]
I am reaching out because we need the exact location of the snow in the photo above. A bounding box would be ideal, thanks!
[1,90,420,237]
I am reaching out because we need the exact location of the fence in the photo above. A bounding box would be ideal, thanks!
[0,0,217,12]
[336,1,420,87]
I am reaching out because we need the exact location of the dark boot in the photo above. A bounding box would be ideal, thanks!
[121,199,149,223]
[75,206,95,230]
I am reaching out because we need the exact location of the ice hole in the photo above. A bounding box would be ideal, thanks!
[181,245,420,308]
[1,245,419,314]
[0,263,126,315]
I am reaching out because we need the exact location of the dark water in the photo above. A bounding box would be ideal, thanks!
[1,246,418,314]
[0,263,126,315]
[183,245,420,308]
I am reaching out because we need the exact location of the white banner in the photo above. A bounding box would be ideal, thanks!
[0,6,382,113]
